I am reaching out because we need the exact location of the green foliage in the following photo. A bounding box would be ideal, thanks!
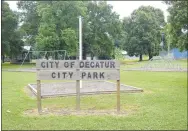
[10,1,188,61]
[27,1,121,58]
[165,1,188,51]
[163,23,173,51]
[2,2,23,58]
[17,1,40,46]
[35,1,87,56]
[61,28,78,56]
[122,6,165,61]
[14,1,123,59]
[83,1,122,58]
[114,48,125,60]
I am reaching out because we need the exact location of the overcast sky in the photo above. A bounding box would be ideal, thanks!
[6,1,169,21]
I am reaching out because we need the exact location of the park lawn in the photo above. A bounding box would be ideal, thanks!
[121,59,188,69]
[2,62,35,69]
[2,63,187,130]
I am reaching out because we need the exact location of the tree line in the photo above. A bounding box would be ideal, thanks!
[2,1,187,62]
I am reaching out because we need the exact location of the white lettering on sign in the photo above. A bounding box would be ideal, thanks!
[36,60,120,70]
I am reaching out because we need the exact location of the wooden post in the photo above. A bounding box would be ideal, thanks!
[117,80,120,113]
[76,69,80,111]
[117,68,120,113]
[37,80,42,114]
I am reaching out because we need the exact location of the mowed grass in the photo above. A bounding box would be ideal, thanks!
[2,62,35,69]
[121,59,187,69]
[2,61,187,130]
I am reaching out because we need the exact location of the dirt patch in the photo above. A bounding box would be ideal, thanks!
[23,108,130,116]
[143,90,153,94]
[120,105,139,115]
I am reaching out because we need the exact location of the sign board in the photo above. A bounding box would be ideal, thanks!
[36,60,120,70]
[36,60,121,114]
[36,60,120,80]
[37,70,119,80]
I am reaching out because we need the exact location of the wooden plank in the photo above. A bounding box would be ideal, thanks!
[76,69,80,111]
[36,60,120,70]
[37,70,78,80]
[117,79,120,113]
[37,80,42,114]
[37,70,120,80]
[79,70,120,80]
[36,60,77,70]
[79,60,120,70]
[76,80,80,111]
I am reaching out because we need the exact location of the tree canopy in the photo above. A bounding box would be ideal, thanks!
[122,6,165,61]
[17,1,40,47]
[164,1,188,51]
[17,1,122,59]
[35,1,87,57]
[2,2,24,62]
[83,1,122,59]
[2,1,187,62]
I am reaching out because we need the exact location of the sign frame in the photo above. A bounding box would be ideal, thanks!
[36,60,120,114]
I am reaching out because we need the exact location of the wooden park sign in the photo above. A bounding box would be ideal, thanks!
[36,60,120,114]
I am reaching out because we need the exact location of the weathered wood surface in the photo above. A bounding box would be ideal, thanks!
[79,70,120,80]
[37,71,78,80]
[76,80,80,111]
[37,80,42,114]
[36,60,120,70]
[117,79,120,113]
[37,70,120,80]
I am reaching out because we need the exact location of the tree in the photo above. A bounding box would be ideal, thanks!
[2,2,23,62]
[35,1,87,59]
[17,1,40,47]
[122,6,165,61]
[83,1,122,59]
[122,17,133,53]
[164,1,188,51]
[163,23,173,52]
[35,1,121,60]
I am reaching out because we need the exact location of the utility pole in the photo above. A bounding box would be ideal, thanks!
[78,16,83,88]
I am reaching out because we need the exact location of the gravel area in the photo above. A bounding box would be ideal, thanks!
[28,81,143,98]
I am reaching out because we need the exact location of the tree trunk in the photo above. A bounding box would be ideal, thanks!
[83,53,86,60]
[91,53,94,60]
[45,55,48,60]
[139,54,142,61]
[83,43,87,60]
[148,52,153,60]
[2,55,5,63]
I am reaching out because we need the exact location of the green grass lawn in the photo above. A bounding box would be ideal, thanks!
[2,62,35,69]
[121,59,188,69]
[2,62,187,130]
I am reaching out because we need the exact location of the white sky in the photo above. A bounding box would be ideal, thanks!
[7,1,169,21]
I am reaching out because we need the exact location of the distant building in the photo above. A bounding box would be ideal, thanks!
[170,48,187,59]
